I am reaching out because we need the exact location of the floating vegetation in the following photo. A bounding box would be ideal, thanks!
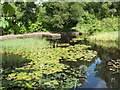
[108,59,120,73]
[57,43,70,47]
[70,38,84,42]
[59,45,97,62]
[43,67,87,88]
[1,38,98,89]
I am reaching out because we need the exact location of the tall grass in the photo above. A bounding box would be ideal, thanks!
[89,31,119,42]
[0,38,52,54]
[90,40,119,49]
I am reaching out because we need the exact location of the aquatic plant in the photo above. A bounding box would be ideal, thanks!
[57,43,70,47]
[59,45,97,62]
[108,59,120,73]
[70,38,84,43]
[95,59,120,88]
[1,38,97,89]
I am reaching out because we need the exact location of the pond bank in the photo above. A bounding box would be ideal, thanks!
[89,31,119,42]
[0,32,61,40]
[0,31,80,41]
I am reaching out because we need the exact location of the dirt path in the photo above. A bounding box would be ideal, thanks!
[0,32,61,40]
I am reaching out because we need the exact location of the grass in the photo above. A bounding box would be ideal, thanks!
[88,31,119,42]
[90,40,119,49]
[0,38,52,54]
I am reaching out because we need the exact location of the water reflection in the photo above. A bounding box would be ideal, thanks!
[68,40,120,88]
[54,39,120,88]
[95,58,120,88]
[79,58,108,88]
[2,54,31,69]
[2,53,31,78]
[80,41,120,88]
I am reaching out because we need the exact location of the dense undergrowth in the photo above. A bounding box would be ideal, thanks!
[75,17,118,34]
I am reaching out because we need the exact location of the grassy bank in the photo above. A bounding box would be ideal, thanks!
[0,38,52,54]
[88,31,119,42]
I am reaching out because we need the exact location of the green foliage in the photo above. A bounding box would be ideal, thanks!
[42,2,84,31]
[83,2,119,19]
[1,3,20,34]
[76,17,118,34]
[29,18,48,32]
[1,2,46,35]
[2,3,15,16]
[88,17,118,34]
[0,17,9,28]
[80,11,98,24]
[99,17,118,31]
[1,2,120,36]
[19,25,27,34]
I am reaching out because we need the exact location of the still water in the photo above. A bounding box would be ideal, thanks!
[2,39,120,89]
[60,38,120,88]
[79,58,108,88]
[59,37,120,88]
[78,41,120,88]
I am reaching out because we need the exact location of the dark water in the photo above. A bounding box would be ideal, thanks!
[2,38,120,89]
[78,41,120,88]
[78,58,107,88]
[58,36,120,88]
[2,54,31,69]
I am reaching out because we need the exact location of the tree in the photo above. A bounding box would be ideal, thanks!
[1,2,44,34]
[83,2,119,19]
[42,2,84,31]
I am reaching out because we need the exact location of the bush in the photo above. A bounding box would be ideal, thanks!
[81,11,98,24]
[88,17,118,34]
[29,18,48,32]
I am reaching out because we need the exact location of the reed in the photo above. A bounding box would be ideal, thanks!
[0,38,52,54]
[89,31,119,42]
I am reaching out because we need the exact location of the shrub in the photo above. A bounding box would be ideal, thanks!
[88,17,118,34]
[29,18,48,32]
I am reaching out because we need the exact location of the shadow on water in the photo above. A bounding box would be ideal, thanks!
[2,54,31,69]
[58,36,120,89]
[77,40,120,88]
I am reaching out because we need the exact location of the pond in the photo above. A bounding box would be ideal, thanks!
[78,40,120,88]
[61,42,120,89]
[2,37,120,89]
